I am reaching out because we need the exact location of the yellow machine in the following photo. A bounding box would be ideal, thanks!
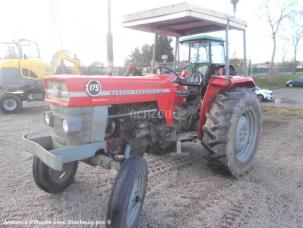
[0,39,80,113]
[51,49,80,75]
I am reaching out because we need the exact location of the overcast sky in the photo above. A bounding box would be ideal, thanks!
[0,0,302,66]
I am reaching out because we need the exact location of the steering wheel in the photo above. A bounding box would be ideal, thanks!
[153,66,182,82]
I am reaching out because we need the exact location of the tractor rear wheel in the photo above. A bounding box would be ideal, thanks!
[203,88,261,177]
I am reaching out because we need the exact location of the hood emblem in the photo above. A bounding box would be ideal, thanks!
[86,80,101,97]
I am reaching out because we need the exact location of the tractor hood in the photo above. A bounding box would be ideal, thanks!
[44,74,177,108]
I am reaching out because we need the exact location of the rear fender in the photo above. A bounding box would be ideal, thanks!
[197,76,255,139]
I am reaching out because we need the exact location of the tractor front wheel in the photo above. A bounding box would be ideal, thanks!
[203,88,261,177]
[32,156,78,194]
[107,156,148,228]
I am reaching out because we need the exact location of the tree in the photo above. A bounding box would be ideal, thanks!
[125,36,174,66]
[154,36,174,63]
[281,45,288,66]
[263,0,296,75]
[289,12,303,74]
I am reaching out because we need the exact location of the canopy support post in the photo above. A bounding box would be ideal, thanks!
[174,37,179,70]
[225,19,230,76]
[152,33,158,68]
[243,29,247,75]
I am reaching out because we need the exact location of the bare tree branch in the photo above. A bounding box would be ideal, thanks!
[263,0,297,75]
[288,11,303,74]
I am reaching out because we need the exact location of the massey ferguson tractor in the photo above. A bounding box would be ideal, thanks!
[23,3,261,228]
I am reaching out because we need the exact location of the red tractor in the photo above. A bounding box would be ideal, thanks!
[24,3,261,228]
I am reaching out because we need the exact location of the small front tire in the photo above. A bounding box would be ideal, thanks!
[32,156,78,194]
[107,156,148,228]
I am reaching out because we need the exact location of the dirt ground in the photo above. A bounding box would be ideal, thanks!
[0,88,302,227]
[272,87,303,107]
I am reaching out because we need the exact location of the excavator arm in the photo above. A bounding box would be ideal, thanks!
[51,50,80,74]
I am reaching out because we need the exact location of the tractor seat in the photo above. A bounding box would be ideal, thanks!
[180,73,204,87]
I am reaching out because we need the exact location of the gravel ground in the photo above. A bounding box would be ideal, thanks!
[272,87,303,107]
[0,88,303,227]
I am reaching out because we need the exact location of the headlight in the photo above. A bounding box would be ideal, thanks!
[45,115,50,125]
[62,117,83,133]
[46,81,68,99]
[43,112,54,126]
[62,119,69,133]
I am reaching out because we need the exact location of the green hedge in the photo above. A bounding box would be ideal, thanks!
[255,74,303,89]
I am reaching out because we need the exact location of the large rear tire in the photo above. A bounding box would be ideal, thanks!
[0,94,23,114]
[107,156,148,228]
[203,88,261,177]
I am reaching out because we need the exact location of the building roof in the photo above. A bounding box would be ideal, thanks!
[123,2,247,37]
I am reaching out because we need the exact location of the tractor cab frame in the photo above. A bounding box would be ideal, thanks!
[178,35,228,75]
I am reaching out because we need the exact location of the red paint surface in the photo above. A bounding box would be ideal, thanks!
[44,74,255,135]
[197,76,256,139]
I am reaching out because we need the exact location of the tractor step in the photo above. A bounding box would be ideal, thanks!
[177,131,197,142]
[173,131,198,155]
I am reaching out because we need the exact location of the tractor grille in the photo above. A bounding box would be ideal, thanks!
[50,105,95,146]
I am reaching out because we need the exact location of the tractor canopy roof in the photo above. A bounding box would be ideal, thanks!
[122,2,247,37]
[179,34,224,43]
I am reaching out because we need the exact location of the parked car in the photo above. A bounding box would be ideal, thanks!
[286,76,303,87]
[254,85,273,102]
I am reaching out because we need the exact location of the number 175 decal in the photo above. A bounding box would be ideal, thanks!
[86,80,101,97]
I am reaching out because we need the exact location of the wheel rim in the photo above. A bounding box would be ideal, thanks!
[3,98,17,111]
[257,95,263,101]
[48,163,74,183]
[235,109,257,162]
[126,173,145,227]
